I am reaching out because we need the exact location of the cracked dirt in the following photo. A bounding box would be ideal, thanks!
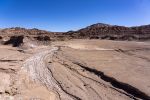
[0,40,150,100]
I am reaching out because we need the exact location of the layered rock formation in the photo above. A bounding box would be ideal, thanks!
[0,23,150,47]
[64,23,150,40]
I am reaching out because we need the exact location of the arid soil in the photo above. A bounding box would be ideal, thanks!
[0,39,150,100]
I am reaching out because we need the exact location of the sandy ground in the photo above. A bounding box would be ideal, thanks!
[0,40,150,100]
[52,40,150,99]
[0,45,56,100]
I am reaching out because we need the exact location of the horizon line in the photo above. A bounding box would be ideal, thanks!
[0,23,150,32]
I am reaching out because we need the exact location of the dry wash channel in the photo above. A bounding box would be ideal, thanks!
[22,43,150,100]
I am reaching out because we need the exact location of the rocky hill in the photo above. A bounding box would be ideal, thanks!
[64,23,150,41]
[0,23,150,47]
[0,27,63,47]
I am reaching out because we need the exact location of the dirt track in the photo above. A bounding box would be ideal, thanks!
[23,46,77,100]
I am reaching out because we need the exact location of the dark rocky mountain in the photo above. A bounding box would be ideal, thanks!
[0,23,150,45]
[64,23,150,41]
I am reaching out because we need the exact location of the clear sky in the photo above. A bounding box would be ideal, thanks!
[0,0,150,32]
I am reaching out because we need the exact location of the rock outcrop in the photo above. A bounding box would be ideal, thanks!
[64,23,150,41]
[0,23,150,46]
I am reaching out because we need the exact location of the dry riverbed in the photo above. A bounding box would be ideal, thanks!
[0,40,150,100]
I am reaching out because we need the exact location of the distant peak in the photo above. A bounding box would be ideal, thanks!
[85,23,112,29]
[91,23,111,27]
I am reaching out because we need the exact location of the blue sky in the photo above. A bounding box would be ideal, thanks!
[0,0,150,32]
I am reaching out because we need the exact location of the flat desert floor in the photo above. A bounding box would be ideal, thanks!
[0,40,150,100]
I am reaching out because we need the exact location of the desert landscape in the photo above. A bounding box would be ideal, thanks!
[0,24,150,100]
[1,0,150,99]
